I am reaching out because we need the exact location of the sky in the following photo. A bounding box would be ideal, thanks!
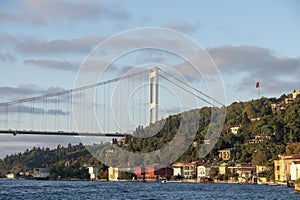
[0,0,300,158]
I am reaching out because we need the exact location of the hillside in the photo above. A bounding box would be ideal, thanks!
[117,94,300,165]
[0,143,108,179]
[1,92,300,178]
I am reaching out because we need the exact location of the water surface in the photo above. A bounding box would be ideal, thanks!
[0,180,298,200]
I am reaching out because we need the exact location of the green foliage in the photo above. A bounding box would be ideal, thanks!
[118,171,136,180]
[122,95,300,164]
[286,143,300,154]
[251,148,270,166]
[209,167,219,179]
[0,143,107,180]
[295,178,300,184]
[49,160,89,180]
[1,93,300,178]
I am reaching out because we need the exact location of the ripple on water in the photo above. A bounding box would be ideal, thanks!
[0,180,299,200]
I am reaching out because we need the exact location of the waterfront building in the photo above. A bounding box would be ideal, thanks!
[33,168,50,179]
[274,153,300,184]
[237,167,255,183]
[134,166,146,181]
[135,164,173,181]
[182,161,199,179]
[197,164,211,180]
[218,163,227,175]
[227,163,255,183]
[88,166,98,181]
[172,163,184,177]
[256,165,272,184]
[290,161,300,181]
[6,173,16,179]
[108,165,133,181]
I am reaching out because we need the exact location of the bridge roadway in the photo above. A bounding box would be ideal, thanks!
[0,130,126,137]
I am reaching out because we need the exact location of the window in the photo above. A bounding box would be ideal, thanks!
[277,175,280,180]
[276,166,280,170]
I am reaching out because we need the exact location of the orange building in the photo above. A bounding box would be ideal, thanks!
[135,165,173,181]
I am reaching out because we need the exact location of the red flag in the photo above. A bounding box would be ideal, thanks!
[256,82,260,88]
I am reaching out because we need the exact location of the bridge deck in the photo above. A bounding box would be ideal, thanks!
[0,130,126,137]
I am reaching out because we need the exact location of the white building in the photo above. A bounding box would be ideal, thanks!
[173,166,184,177]
[33,168,50,179]
[197,165,211,179]
[230,126,240,135]
[6,173,16,179]
[88,166,98,180]
[290,161,300,181]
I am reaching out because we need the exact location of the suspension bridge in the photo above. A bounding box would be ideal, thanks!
[0,67,223,138]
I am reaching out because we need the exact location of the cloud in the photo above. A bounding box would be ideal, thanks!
[168,45,300,97]
[0,0,130,24]
[24,59,77,71]
[0,51,14,62]
[0,33,18,49]
[16,35,104,56]
[0,85,66,100]
[162,21,201,34]
[0,104,69,116]
[208,45,300,95]
[208,45,300,77]
[0,32,104,57]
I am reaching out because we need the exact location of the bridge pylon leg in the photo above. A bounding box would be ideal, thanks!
[148,67,158,125]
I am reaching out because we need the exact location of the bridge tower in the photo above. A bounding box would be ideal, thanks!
[148,67,158,125]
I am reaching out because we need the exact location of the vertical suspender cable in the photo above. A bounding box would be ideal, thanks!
[5,105,8,129]
[69,92,72,132]
[42,98,45,131]
[18,102,21,130]
[107,83,111,133]
[95,87,98,132]
[104,84,106,133]
[45,98,47,131]
[138,74,141,127]
[57,95,60,131]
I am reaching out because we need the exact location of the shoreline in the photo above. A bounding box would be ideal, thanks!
[0,177,284,187]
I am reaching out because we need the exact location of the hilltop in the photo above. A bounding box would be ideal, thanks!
[1,91,300,179]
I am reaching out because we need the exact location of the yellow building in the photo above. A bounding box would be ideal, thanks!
[274,153,300,184]
[108,167,119,181]
[292,90,300,99]
[218,148,235,161]
[218,163,227,175]
[108,165,133,181]
[256,165,272,184]
[182,161,199,179]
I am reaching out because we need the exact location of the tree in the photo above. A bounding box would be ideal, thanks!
[209,167,219,179]
[242,112,250,127]
[251,148,270,166]
[286,143,300,154]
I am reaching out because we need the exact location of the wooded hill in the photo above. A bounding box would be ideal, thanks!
[1,92,300,178]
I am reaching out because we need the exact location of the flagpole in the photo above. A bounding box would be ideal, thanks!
[256,81,260,99]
